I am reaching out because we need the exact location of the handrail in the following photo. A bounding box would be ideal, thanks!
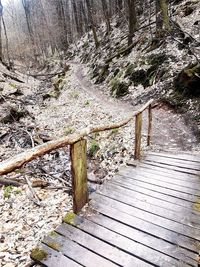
[0,99,154,212]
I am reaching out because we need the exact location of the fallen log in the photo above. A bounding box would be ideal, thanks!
[106,39,140,63]
[2,72,24,83]
[0,177,23,187]
[29,71,64,78]
[0,100,153,175]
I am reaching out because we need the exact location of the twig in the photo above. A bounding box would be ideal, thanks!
[0,93,25,104]
[24,175,41,206]
[0,177,23,187]
[24,130,35,148]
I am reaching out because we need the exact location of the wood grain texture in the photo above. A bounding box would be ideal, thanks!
[147,104,152,146]
[134,112,142,160]
[32,152,200,267]
[70,139,88,213]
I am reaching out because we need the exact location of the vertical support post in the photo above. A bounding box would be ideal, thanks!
[70,139,88,214]
[134,112,142,160]
[147,104,152,146]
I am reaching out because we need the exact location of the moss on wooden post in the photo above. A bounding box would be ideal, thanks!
[70,139,88,213]
[134,112,142,160]
[147,105,152,146]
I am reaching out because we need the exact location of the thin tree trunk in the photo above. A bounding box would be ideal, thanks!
[156,0,170,36]
[85,0,99,49]
[0,0,3,62]
[127,0,138,46]
[101,0,111,33]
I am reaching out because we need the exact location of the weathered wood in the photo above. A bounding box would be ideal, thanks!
[120,166,200,190]
[148,151,200,163]
[114,175,197,203]
[0,99,154,175]
[97,185,200,227]
[87,213,198,266]
[70,139,88,213]
[91,193,200,241]
[91,200,199,252]
[43,234,118,267]
[141,160,200,175]
[103,182,200,220]
[145,155,200,171]
[110,179,195,209]
[147,104,152,146]
[31,243,81,267]
[56,222,151,267]
[118,173,200,196]
[136,164,200,182]
[134,112,142,160]
[64,215,192,267]
[33,153,200,267]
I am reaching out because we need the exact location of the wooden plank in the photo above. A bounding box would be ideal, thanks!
[87,213,198,266]
[144,157,200,171]
[56,222,152,267]
[110,179,196,209]
[91,193,200,241]
[62,215,192,267]
[148,152,200,163]
[99,188,200,230]
[43,234,118,267]
[31,243,81,267]
[70,139,88,213]
[145,155,200,170]
[102,183,200,224]
[141,160,200,176]
[114,175,198,204]
[98,186,200,228]
[134,164,200,183]
[147,105,152,146]
[119,166,200,190]
[91,198,200,253]
[134,112,142,160]
[117,172,200,196]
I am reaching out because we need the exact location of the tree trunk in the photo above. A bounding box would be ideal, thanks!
[0,0,3,61]
[156,0,170,36]
[85,0,99,49]
[101,0,111,33]
[127,0,138,46]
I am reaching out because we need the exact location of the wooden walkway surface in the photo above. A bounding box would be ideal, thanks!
[31,152,200,267]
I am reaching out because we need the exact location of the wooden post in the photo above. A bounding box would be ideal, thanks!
[70,139,88,214]
[134,112,142,160]
[147,104,152,146]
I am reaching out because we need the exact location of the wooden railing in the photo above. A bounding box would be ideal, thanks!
[0,99,153,213]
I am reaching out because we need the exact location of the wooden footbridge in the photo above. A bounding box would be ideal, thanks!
[1,100,200,266]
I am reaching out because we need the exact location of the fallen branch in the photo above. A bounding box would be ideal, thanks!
[0,100,154,175]
[24,175,41,206]
[29,71,65,78]
[2,72,24,83]
[106,39,140,63]
[0,177,23,187]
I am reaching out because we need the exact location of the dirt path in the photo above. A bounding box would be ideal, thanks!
[71,63,200,154]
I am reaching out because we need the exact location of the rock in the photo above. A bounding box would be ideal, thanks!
[174,63,200,96]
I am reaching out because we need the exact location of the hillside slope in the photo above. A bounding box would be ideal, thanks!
[68,0,200,134]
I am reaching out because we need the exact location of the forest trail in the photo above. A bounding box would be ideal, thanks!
[68,62,200,153]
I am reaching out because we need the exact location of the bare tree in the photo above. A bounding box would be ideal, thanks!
[127,0,138,46]
[0,0,3,61]
[156,0,170,36]
[85,0,99,48]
